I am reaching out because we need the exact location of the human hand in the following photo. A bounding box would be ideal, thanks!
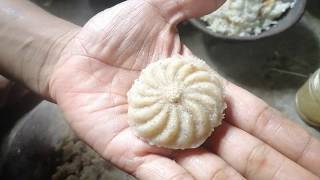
[48,0,320,179]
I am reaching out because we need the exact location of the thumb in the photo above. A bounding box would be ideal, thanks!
[144,0,226,24]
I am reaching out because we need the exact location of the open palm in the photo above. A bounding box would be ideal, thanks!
[49,0,320,179]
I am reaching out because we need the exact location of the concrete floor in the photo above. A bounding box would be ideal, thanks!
[1,0,320,179]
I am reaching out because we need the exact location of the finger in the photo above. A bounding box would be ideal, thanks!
[103,129,194,180]
[144,0,225,24]
[170,35,193,57]
[178,0,226,18]
[134,155,194,180]
[206,122,319,180]
[173,148,245,180]
[224,82,320,176]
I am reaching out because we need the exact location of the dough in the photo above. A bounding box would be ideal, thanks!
[201,0,294,36]
[127,56,226,149]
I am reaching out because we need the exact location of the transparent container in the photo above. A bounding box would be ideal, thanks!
[296,68,320,127]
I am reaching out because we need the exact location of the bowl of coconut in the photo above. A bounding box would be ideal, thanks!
[190,0,307,41]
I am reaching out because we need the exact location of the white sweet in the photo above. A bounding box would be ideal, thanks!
[201,0,294,36]
[127,56,226,149]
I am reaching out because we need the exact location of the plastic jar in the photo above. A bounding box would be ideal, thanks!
[296,68,320,127]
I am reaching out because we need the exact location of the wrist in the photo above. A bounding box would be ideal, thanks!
[39,26,80,101]
[0,0,81,102]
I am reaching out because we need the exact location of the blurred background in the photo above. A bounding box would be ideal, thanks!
[0,0,319,179]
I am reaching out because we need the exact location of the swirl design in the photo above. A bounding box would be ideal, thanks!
[127,56,226,149]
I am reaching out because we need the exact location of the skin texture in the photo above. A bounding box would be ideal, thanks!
[0,0,319,179]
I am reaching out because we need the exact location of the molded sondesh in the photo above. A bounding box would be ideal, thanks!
[127,56,226,149]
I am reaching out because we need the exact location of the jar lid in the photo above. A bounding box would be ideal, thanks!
[310,69,320,104]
